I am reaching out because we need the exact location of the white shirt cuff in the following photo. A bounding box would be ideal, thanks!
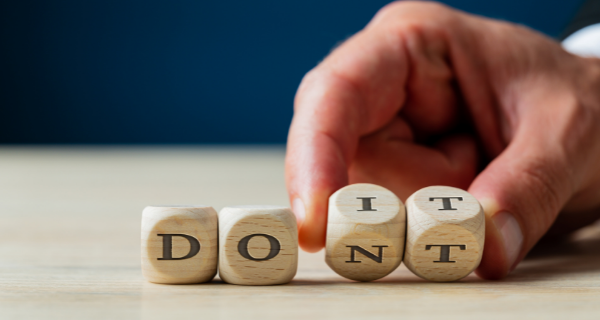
[562,23,600,58]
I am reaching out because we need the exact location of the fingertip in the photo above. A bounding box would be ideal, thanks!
[298,219,327,253]
[474,198,524,280]
[292,197,306,227]
[293,194,329,253]
[492,211,524,271]
[285,144,342,254]
[475,215,510,280]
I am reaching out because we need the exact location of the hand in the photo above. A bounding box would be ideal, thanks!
[285,1,600,279]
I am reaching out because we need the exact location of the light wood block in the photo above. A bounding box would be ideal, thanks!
[141,205,218,284]
[326,183,406,282]
[218,205,298,285]
[404,186,485,282]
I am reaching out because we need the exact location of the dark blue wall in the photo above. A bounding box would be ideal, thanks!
[0,0,583,144]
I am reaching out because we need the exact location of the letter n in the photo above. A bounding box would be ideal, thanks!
[345,245,388,263]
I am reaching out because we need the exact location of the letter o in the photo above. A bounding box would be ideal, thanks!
[237,234,281,261]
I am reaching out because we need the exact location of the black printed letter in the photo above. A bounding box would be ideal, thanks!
[237,234,281,261]
[357,197,377,211]
[157,234,201,260]
[345,245,388,263]
[428,197,463,210]
[425,245,466,263]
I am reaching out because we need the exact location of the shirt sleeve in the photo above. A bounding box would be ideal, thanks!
[562,0,600,39]
[561,0,600,58]
[563,23,600,58]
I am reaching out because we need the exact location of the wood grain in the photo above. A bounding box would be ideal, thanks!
[1,146,600,320]
[219,205,298,285]
[141,205,218,284]
[404,186,485,282]
[326,183,405,281]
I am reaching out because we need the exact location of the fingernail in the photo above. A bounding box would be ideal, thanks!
[492,211,523,270]
[292,198,306,225]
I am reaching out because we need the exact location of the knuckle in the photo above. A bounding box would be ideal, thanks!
[372,1,459,43]
[376,1,451,22]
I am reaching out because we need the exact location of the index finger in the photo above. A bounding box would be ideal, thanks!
[285,8,411,252]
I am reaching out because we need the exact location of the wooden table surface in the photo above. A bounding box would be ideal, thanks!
[1,146,600,319]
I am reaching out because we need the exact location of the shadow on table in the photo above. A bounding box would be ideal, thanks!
[293,223,600,285]
[504,222,600,281]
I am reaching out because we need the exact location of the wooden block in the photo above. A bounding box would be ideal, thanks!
[218,205,298,285]
[404,186,485,282]
[326,183,406,282]
[141,205,218,284]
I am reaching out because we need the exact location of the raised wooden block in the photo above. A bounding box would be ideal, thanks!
[326,183,406,282]
[218,205,298,285]
[404,186,485,282]
[141,205,218,284]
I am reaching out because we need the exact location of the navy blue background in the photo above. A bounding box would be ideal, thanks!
[0,0,583,144]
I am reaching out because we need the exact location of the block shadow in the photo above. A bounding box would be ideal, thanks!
[292,224,600,285]
[495,223,600,282]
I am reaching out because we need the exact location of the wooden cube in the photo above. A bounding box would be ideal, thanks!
[404,186,485,282]
[326,183,406,281]
[218,205,298,285]
[141,205,218,284]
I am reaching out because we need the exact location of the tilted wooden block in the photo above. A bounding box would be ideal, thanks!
[404,186,485,282]
[218,205,298,285]
[326,183,406,282]
[141,205,218,284]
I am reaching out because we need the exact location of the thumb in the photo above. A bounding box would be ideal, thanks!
[469,128,574,280]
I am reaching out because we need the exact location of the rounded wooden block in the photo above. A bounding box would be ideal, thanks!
[218,205,298,286]
[141,205,218,284]
[326,183,405,282]
[404,186,485,282]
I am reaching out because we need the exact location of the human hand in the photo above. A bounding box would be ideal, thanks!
[285,1,600,279]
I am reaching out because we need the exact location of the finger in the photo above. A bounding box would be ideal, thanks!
[286,16,412,252]
[471,111,576,279]
[400,20,459,136]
